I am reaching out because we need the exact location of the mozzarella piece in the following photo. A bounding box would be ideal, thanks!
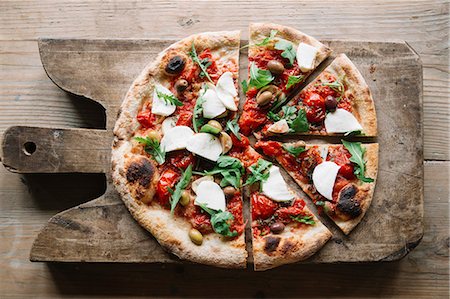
[324,108,363,133]
[191,176,214,194]
[312,161,340,200]
[267,119,289,134]
[319,145,329,161]
[194,181,226,211]
[216,72,238,111]
[160,126,194,152]
[186,133,222,161]
[262,166,294,202]
[151,84,177,116]
[201,87,226,119]
[161,116,178,135]
[296,43,319,72]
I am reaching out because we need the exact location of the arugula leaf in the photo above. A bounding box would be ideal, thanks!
[134,136,165,164]
[274,39,296,65]
[289,108,309,132]
[244,159,272,187]
[241,80,248,94]
[322,76,346,101]
[290,215,315,225]
[282,144,306,157]
[199,204,237,237]
[255,29,278,46]
[189,42,214,84]
[249,62,274,89]
[169,165,193,215]
[341,140,374,183]
[155,89,183,107]
[194,156,244,189]
[286,75,304,90]
[226,118,241,140]
[268,106,295,122]
[192,85,208,133]
[344,130,364,137]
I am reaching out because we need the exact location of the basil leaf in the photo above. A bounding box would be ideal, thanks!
[226,118,241,140]
[244,159,272,187]
[341,140,374,183]
[255,30,278,46]
[290,109,309,132]
[189,43,214,83]
[286,75,304,90]
[268,105,296,122]
[290,215,315,225]
[196,156,244,189]
[156,90,183,107]
[211,211,238,237]
[249,62,274,89]
[241,80,248,94]
[274,39,296,65]
[282,144,306,157]
[170,165,193,215]
[192,85,208,133]
[134,136,165,164]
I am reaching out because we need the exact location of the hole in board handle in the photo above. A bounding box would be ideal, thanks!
[23,142,37,156]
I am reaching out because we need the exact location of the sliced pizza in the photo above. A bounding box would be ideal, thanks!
[258,54,377,137]
[255,140,378,234]
[239,23,332,136]
[112,31,249,268]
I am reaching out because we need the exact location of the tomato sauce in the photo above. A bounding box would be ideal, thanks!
[227,193,245,236]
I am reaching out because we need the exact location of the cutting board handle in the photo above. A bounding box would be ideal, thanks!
[1,126,110,173]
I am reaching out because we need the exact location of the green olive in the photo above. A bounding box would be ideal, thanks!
[223,186,237,198]
[180,190,190,206]
[219,132,232,154]
[189,228,203,245]
[175,79,189,93]
[216,110,229,118]
[147,130,161,142]
[267,60,285,75]
[207,120,223,132]
[256,91,273,106]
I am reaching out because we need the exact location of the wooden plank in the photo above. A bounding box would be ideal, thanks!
[0,162,447,298]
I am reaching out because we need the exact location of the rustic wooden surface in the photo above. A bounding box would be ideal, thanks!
[0,0,448,298]
[1,38,424,264]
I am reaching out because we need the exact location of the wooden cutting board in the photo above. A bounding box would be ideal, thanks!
[0,38,424,264]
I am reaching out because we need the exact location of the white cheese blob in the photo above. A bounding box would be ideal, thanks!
[324,108,363,134]
[262,166,294,202]
[194,181,226,211]
[161,116,178,135]
[201,87,226,119]
[191,176,214,194]
[319,145,329,161]
[160,126,194,152]
[296,43,319,72]
[151,84,177,116]
[267,119,289,134]
[312,161,340,200]
[186,133,222,161]
[216,72,238,111]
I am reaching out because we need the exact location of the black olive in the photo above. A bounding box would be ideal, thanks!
[270,222,285,234]
[325,95,338,111]
[165,56,185,75]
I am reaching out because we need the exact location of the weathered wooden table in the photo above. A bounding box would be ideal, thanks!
[0,1,448,298]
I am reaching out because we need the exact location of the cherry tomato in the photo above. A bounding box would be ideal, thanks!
[255,141,283,156]
[169,151,195,170]
[275,199,306,223]
[137,109,157,128]
[251,193,278,220]
[303,92,326,123]
[338,164,356,180]
[155,167,180,206]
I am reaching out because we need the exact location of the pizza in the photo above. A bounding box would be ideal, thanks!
[256,54,377,138]
[239,23,332,136]
[111,23,379,271]
[255,140,378,234]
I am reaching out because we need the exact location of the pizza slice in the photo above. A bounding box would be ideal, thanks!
[239,23,332,136]
[257,54,377,138]
[112,31,249,268]
[255,140,378,234]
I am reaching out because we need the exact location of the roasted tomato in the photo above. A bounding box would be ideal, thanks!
[275,199,307,223]
[338,164,355,180]
[168,151,195,170]
[155,167,180,206]
[137,109,157,128]
[303,92,326,123]
[255,141,283,156]
[251,193,278,220]
[192,206,213,234]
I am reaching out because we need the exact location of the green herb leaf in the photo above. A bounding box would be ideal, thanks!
[244,159,272,187]
[226,118,241,140]
[192,85,208,133]
[169,165,193,215]
[199,204,237,237]
[189,42,214,83]
[344,130,364,137]
[241,80,248,94]
[195,156,244,189]
[274,39,296,65]
[267,111,281,122]
[286,75,304,90]
[282,144,306,157]
[341,140,374,183]
[155,89,183,107]
[134,136,166,164]
[290,215,315,225]
[289,108,309,132]
[315,201,326,206]
[249,62,274,89]
[322,76,346,101]
[255,30,278,46]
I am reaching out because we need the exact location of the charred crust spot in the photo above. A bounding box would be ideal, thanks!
[337,184,362,218]
[264,236,281,254]
[126,157,155,187]
[281,240,296,255]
